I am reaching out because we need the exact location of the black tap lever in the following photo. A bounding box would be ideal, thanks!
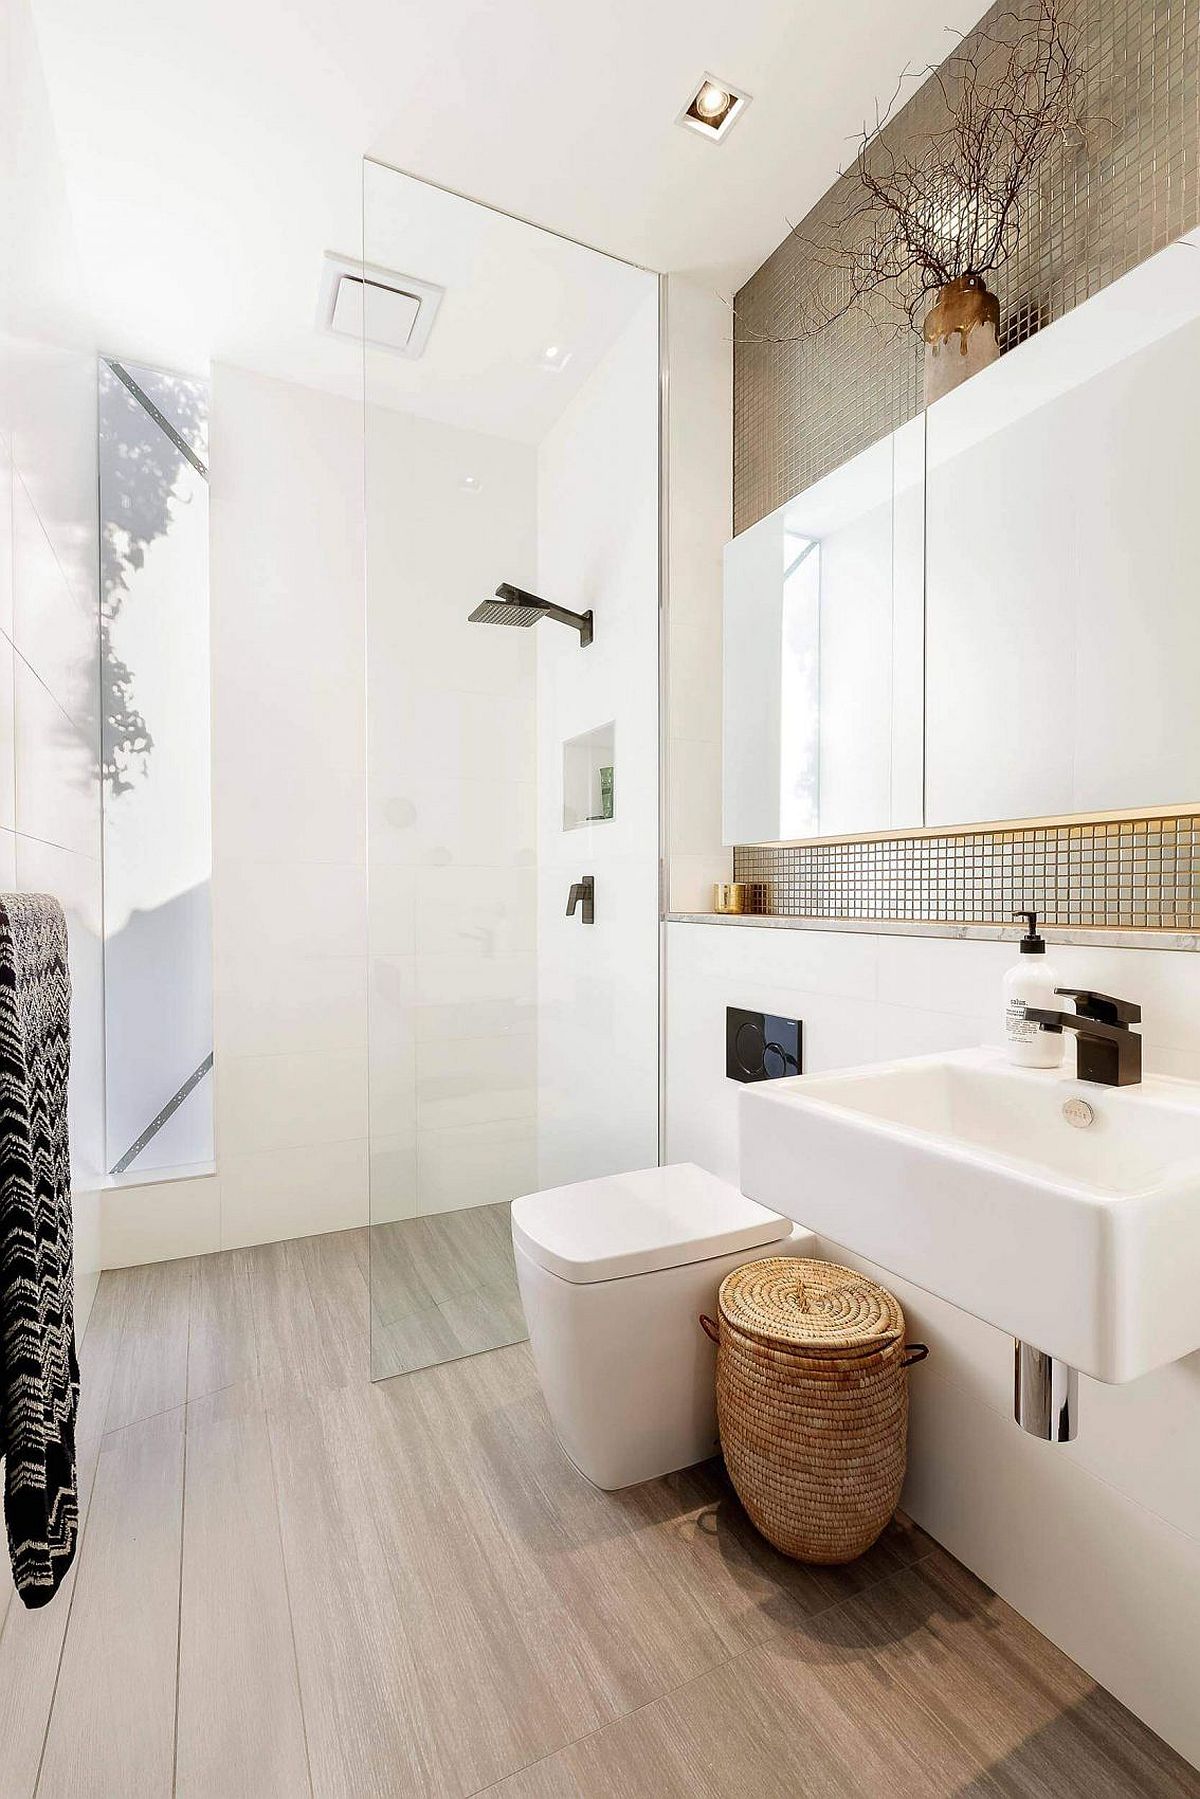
[566,876,594,925]
[1025,987,1142,1087]
[1052,988,1141,1027]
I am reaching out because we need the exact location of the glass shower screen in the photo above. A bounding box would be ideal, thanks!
[362,160,661,1380]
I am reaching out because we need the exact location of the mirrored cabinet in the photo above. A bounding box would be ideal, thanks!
[723,227,1200,846]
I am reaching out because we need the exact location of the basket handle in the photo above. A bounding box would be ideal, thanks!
[699,1314,720,1345]
[902,1342,929,1368]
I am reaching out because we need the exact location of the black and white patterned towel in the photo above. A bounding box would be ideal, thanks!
[0,893,78,1607]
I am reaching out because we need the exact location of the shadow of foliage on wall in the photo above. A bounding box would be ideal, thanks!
[99,361,207,795]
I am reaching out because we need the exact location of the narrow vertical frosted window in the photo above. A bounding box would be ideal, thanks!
[99,360,213,1177]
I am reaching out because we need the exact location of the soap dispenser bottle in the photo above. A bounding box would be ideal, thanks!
[1003,911,1064,1068]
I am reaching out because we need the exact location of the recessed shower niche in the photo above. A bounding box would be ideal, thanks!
[562,722,616,830]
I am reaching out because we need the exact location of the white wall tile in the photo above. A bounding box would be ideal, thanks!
[368,863,415,959]
[0,634,17,832]
[368,1130,418,1224]
[209,363,365,871]
[536,295,661,1193]
[416,1031,536,1129]
[213,743,365,867]
[669,738,724,858]
[370,776,535,871]
[204,365,370,1247]
[356,401,542,1221]
[873,1001,990,1060]
[412,993,537,1044]
[205,363,544,1246]
[664,277,732,901]
[414,949,535,1010]
[5,343,98,620]
[101,1175,221,1268]
[876,931,1013,1019]
[0,826,17,888]
[13,655,97,857]
[367,955,415,1126]
[216,1051,368,1156]
[413,865,534,959]
[215,859,366,962]
[0,432,14,643]
[401,689,534,786]
[214,954,366,1059]
[11,472,94,729]
[219,1139,368,1249]
[417,1116,537,1215]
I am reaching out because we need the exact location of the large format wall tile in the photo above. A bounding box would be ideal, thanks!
[12,653,97,857]
[417,1115,537,1215]
[216,1049,368,1157]
[535,296,661,1192]
[0,634,16,832]
[11,471,94,730]
[214,952,367,1059]
[215,858,366,962]
[416,1031,536,1130]
[219,1139,369,1249]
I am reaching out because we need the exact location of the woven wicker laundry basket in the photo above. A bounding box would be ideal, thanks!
[700,1257,927,1565]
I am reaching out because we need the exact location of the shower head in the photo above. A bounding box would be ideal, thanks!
[468,583,593,647]
[469,588,546,629]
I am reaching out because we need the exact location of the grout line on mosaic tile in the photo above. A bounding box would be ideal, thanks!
[732,814,1200,931]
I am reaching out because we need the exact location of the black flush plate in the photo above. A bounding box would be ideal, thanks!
[726,1007,803,1084]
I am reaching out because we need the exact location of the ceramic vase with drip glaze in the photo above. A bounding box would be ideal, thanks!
[923,274,1001,405]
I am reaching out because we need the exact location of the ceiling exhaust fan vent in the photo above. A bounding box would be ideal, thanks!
[317,253,444,359]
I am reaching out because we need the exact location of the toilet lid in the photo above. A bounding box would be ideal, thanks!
[510,1163,793,1284]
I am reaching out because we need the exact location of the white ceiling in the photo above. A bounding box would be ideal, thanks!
[30,0,988,427]
[357,164,654,442]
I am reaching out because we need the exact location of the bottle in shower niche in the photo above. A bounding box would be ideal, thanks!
[1003,911,1064,1068]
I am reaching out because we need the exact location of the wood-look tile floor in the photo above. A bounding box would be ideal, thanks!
[1,1226,1196,1798]
[370,1203,527,1379]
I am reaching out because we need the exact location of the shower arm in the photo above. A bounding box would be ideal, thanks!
[541,602,594,647]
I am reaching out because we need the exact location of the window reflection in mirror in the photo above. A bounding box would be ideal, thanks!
[723,425,924,844]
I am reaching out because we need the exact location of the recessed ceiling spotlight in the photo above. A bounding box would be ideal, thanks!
[460,474,482,493]
[538,343,573,373]
[677,73,750,142]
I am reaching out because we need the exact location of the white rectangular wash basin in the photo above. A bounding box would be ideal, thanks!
[739,1046,1200,1383]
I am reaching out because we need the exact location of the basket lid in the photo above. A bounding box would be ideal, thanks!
[718,1258,904,1353]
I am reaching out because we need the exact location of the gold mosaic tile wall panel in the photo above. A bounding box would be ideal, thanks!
[733,818,1200,930]
[733,0,1200,534]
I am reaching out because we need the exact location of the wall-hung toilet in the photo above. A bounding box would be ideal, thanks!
[512,1162,816,1490]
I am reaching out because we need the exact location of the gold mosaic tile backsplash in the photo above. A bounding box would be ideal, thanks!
[733,817,1200,931]
[733,0,1200,534]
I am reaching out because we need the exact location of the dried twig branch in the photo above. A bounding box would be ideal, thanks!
[746,0,1084,344]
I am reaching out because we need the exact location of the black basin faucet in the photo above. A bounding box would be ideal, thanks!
[1024,988,1142,1087]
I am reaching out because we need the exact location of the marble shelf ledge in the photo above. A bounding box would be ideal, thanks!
[666,912,1200,953]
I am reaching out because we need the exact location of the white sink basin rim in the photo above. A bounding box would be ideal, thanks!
[738,1047,1200,1383]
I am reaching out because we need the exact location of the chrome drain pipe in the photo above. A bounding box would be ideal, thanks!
[1014,1341,1078,1441]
